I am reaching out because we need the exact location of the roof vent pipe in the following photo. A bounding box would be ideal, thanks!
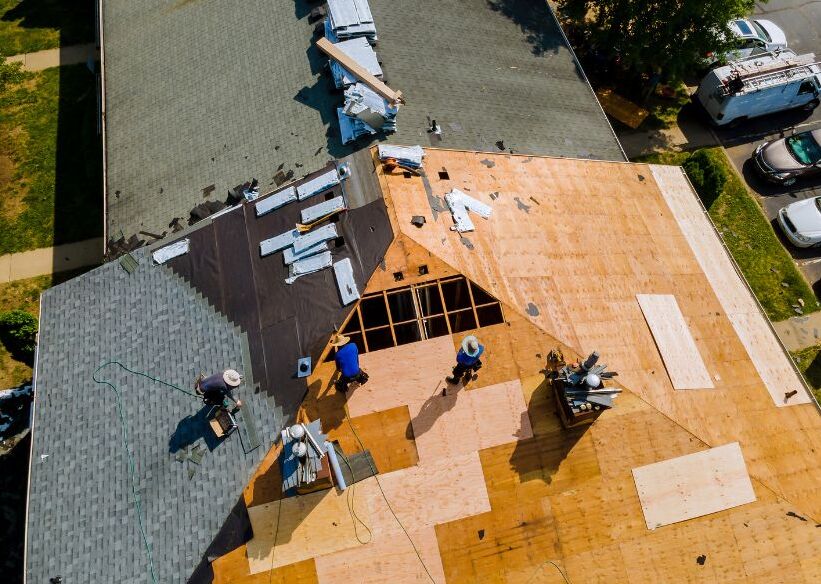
[325,441,347,491]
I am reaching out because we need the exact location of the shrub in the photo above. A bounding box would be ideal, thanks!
[683,149,727,209]
[0,309,38,362]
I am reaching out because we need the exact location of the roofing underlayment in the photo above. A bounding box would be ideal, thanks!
[102,0,622,245]
[28,148,821,583]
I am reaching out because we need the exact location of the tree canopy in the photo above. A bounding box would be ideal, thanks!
[558,0,762,82]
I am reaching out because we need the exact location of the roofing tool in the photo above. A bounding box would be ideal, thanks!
[382,157,421,175]
[296,208,346,233]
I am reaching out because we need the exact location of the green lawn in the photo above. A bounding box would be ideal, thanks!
[790,346,821,404]
[0,0,95,55]
[639,148,819,322]
[0,63,103,254]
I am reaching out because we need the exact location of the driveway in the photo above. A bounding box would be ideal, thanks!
[715,0,821,290]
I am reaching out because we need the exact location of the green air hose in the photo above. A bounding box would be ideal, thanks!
[92,360,201,584]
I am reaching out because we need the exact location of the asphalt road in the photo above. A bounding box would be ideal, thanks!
[716,0,821,289]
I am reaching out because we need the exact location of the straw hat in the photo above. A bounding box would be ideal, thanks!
[223,369,242,387]
[461,335,481,357]
[330,333,350,348]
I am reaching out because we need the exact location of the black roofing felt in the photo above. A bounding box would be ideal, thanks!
[167,160,394,417]
[27,157,393,583]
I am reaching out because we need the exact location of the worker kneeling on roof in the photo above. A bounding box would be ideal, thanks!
[332,334,369,393]
[195,369,243,411]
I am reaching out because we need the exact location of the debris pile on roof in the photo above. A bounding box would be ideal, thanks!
[338,83,398,144]
[151,238,190,265]
[551,351,620,428]
[330,37,382,88]
[377,145,425,169]
[326,0,377,42]
[257,165,352,285]
[445,188,492,232]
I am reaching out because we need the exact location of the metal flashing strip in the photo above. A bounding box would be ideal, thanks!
[260,229,299,257]
[286,251,333,284]
[296,168,340,201]
[293,223,339,254]
[283,241,329,265]
[445,192,474,232]
[256,186,297,217]
[152,238,190,264]
[334,258,360,305]
[301,196,346,224]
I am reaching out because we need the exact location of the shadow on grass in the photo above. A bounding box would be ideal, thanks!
[1,0,95,52]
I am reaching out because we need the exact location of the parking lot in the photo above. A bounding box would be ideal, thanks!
[716,0,821,291]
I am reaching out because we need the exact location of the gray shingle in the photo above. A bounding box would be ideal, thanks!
[27,247,280,583]
[103,0,622,243]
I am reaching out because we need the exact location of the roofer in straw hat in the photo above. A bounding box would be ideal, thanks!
[445,335,485,390]
[331,333,369,393]
[195,369,243,411]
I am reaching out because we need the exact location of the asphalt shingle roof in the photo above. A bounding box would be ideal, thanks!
[102,0,623,245]
[27,247,280,583]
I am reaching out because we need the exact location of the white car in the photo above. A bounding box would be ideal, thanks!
[707,19,788,64]
[777,197,821,247]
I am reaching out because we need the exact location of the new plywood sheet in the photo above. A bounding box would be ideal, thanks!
[409,379,533,463]
[365,452,492,537]
[636,294,714,390]
[246,486,371,573]
[345,336,455,417]
[632,442,756,530]
[650,164,810,406]
[314,526,445,584]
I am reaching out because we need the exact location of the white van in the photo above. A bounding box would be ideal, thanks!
[695,50,821,126]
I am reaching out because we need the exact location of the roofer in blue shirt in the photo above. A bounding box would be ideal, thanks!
[445,335,484,390]
[332,334,369,393]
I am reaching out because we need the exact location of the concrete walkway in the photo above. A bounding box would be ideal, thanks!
[7,43,98,72]
[773,313,821,351]
[0,238,103,283]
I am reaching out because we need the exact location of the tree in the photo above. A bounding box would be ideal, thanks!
[0,309,38,362]
[558,0,761,83]
[0,54,25,94]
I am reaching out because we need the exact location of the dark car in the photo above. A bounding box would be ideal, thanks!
[753,128,821,186]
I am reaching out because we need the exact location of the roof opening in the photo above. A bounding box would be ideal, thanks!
[327,277,504,360]
[438,170,450,180]
[418,264,429,275]
[393,271,404,282]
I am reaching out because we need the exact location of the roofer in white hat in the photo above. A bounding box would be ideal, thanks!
[445,335,485,391]
[195,369,243,411]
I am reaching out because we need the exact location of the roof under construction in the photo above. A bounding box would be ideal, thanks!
[28,147,821,583]
[101,0,623,248]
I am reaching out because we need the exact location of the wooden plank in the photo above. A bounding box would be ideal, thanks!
[635,293,714,390]
[632,442,756,530]
[317,37,404,106]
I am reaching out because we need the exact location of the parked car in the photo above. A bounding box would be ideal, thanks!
[694,50,821,126]
[753,129,821,185]
[705,19,788,66]
[777,197,821,247]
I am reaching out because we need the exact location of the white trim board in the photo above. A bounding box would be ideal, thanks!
[636,293,714,390]
[632,442,756,530]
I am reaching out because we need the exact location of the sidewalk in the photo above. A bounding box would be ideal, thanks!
[773,313,821,352]
[7,43,98,72]
[0,238,103,283]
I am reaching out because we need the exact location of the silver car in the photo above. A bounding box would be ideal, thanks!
[753,129,821,186]
[777,197,821,247]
